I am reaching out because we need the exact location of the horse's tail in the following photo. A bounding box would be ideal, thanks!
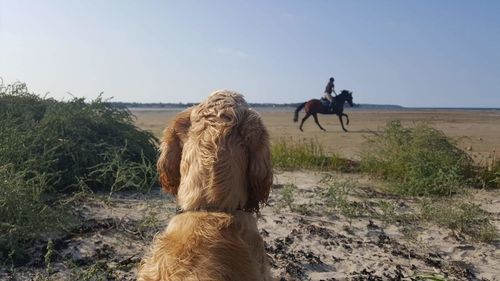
[293,102,306,122]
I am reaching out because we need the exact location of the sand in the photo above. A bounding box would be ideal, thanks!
[3,170,498,280]
[133,108,500,163]
[265,171,500,280]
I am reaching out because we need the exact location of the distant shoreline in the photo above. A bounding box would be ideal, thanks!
[110,102,499,111]
[126,105,500,112]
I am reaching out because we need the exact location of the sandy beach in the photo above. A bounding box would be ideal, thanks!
[5,170,498,280]
[133,108,500,163]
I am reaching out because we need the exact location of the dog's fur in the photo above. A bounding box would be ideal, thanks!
[137,91,273,281]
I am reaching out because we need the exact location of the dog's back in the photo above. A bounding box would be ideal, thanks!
[138,212,271,281]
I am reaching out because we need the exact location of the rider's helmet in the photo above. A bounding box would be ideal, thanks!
[329,77,334,81]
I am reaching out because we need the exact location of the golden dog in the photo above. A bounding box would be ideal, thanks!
[137,90,273,281]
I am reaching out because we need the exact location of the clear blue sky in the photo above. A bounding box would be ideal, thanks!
[1,0,499,107]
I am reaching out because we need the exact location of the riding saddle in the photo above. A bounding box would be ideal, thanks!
[320,97,335,111]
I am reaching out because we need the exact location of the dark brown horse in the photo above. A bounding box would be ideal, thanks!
[293,90,354,132]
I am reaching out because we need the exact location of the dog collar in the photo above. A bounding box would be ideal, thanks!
[175,205,243,214]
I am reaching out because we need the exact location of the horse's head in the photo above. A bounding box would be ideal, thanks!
[340,90,354,107]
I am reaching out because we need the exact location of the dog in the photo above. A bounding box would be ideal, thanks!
[137,90,273,281]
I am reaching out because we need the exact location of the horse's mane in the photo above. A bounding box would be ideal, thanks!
[339,90,352,96]
[333,90,352,101]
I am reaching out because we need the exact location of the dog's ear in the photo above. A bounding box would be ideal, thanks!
[241,109,273,212]
[157,108,192,195]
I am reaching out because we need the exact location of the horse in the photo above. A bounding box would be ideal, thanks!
[293,90,354,132]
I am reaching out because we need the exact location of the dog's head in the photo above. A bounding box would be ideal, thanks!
[157,90,272,212]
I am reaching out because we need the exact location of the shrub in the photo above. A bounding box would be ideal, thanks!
[0,82,158,264]
[0,82,158,193]
[271,138,348,171]
[361,121,474,196]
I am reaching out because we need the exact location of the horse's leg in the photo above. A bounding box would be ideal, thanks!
[299,113,311,132]
[342,113,349,125]
[313,113,326,131]
[338,115,348,132]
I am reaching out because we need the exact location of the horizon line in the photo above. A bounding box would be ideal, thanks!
[108,101,500,110]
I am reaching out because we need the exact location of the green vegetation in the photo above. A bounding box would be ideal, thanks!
[271,138,349,171]
[375,198,498,242]
[320,177,365,224]
[68,262,117,281]
[0,82,158,193]
[0,166,79,264]
[361,121,475,196]
[421,199,498,242]
[477,159,500,189]
[273,183,315,215]
[358,121,498,240]
[274,183,298,212]
[376,200,420,238]
[44,239,55,275]
[0,82,158,264]
[377,200,419,224]
[136,203,164,241]
[411,274,447,281]
[317,176,498,242]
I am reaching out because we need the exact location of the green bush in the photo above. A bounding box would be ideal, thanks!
[361,121,474,196]
[0,82,159,264]
[0,82,158,193]
[271,138,348,171]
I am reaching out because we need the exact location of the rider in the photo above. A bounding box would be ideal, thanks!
[324,77,337,110]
